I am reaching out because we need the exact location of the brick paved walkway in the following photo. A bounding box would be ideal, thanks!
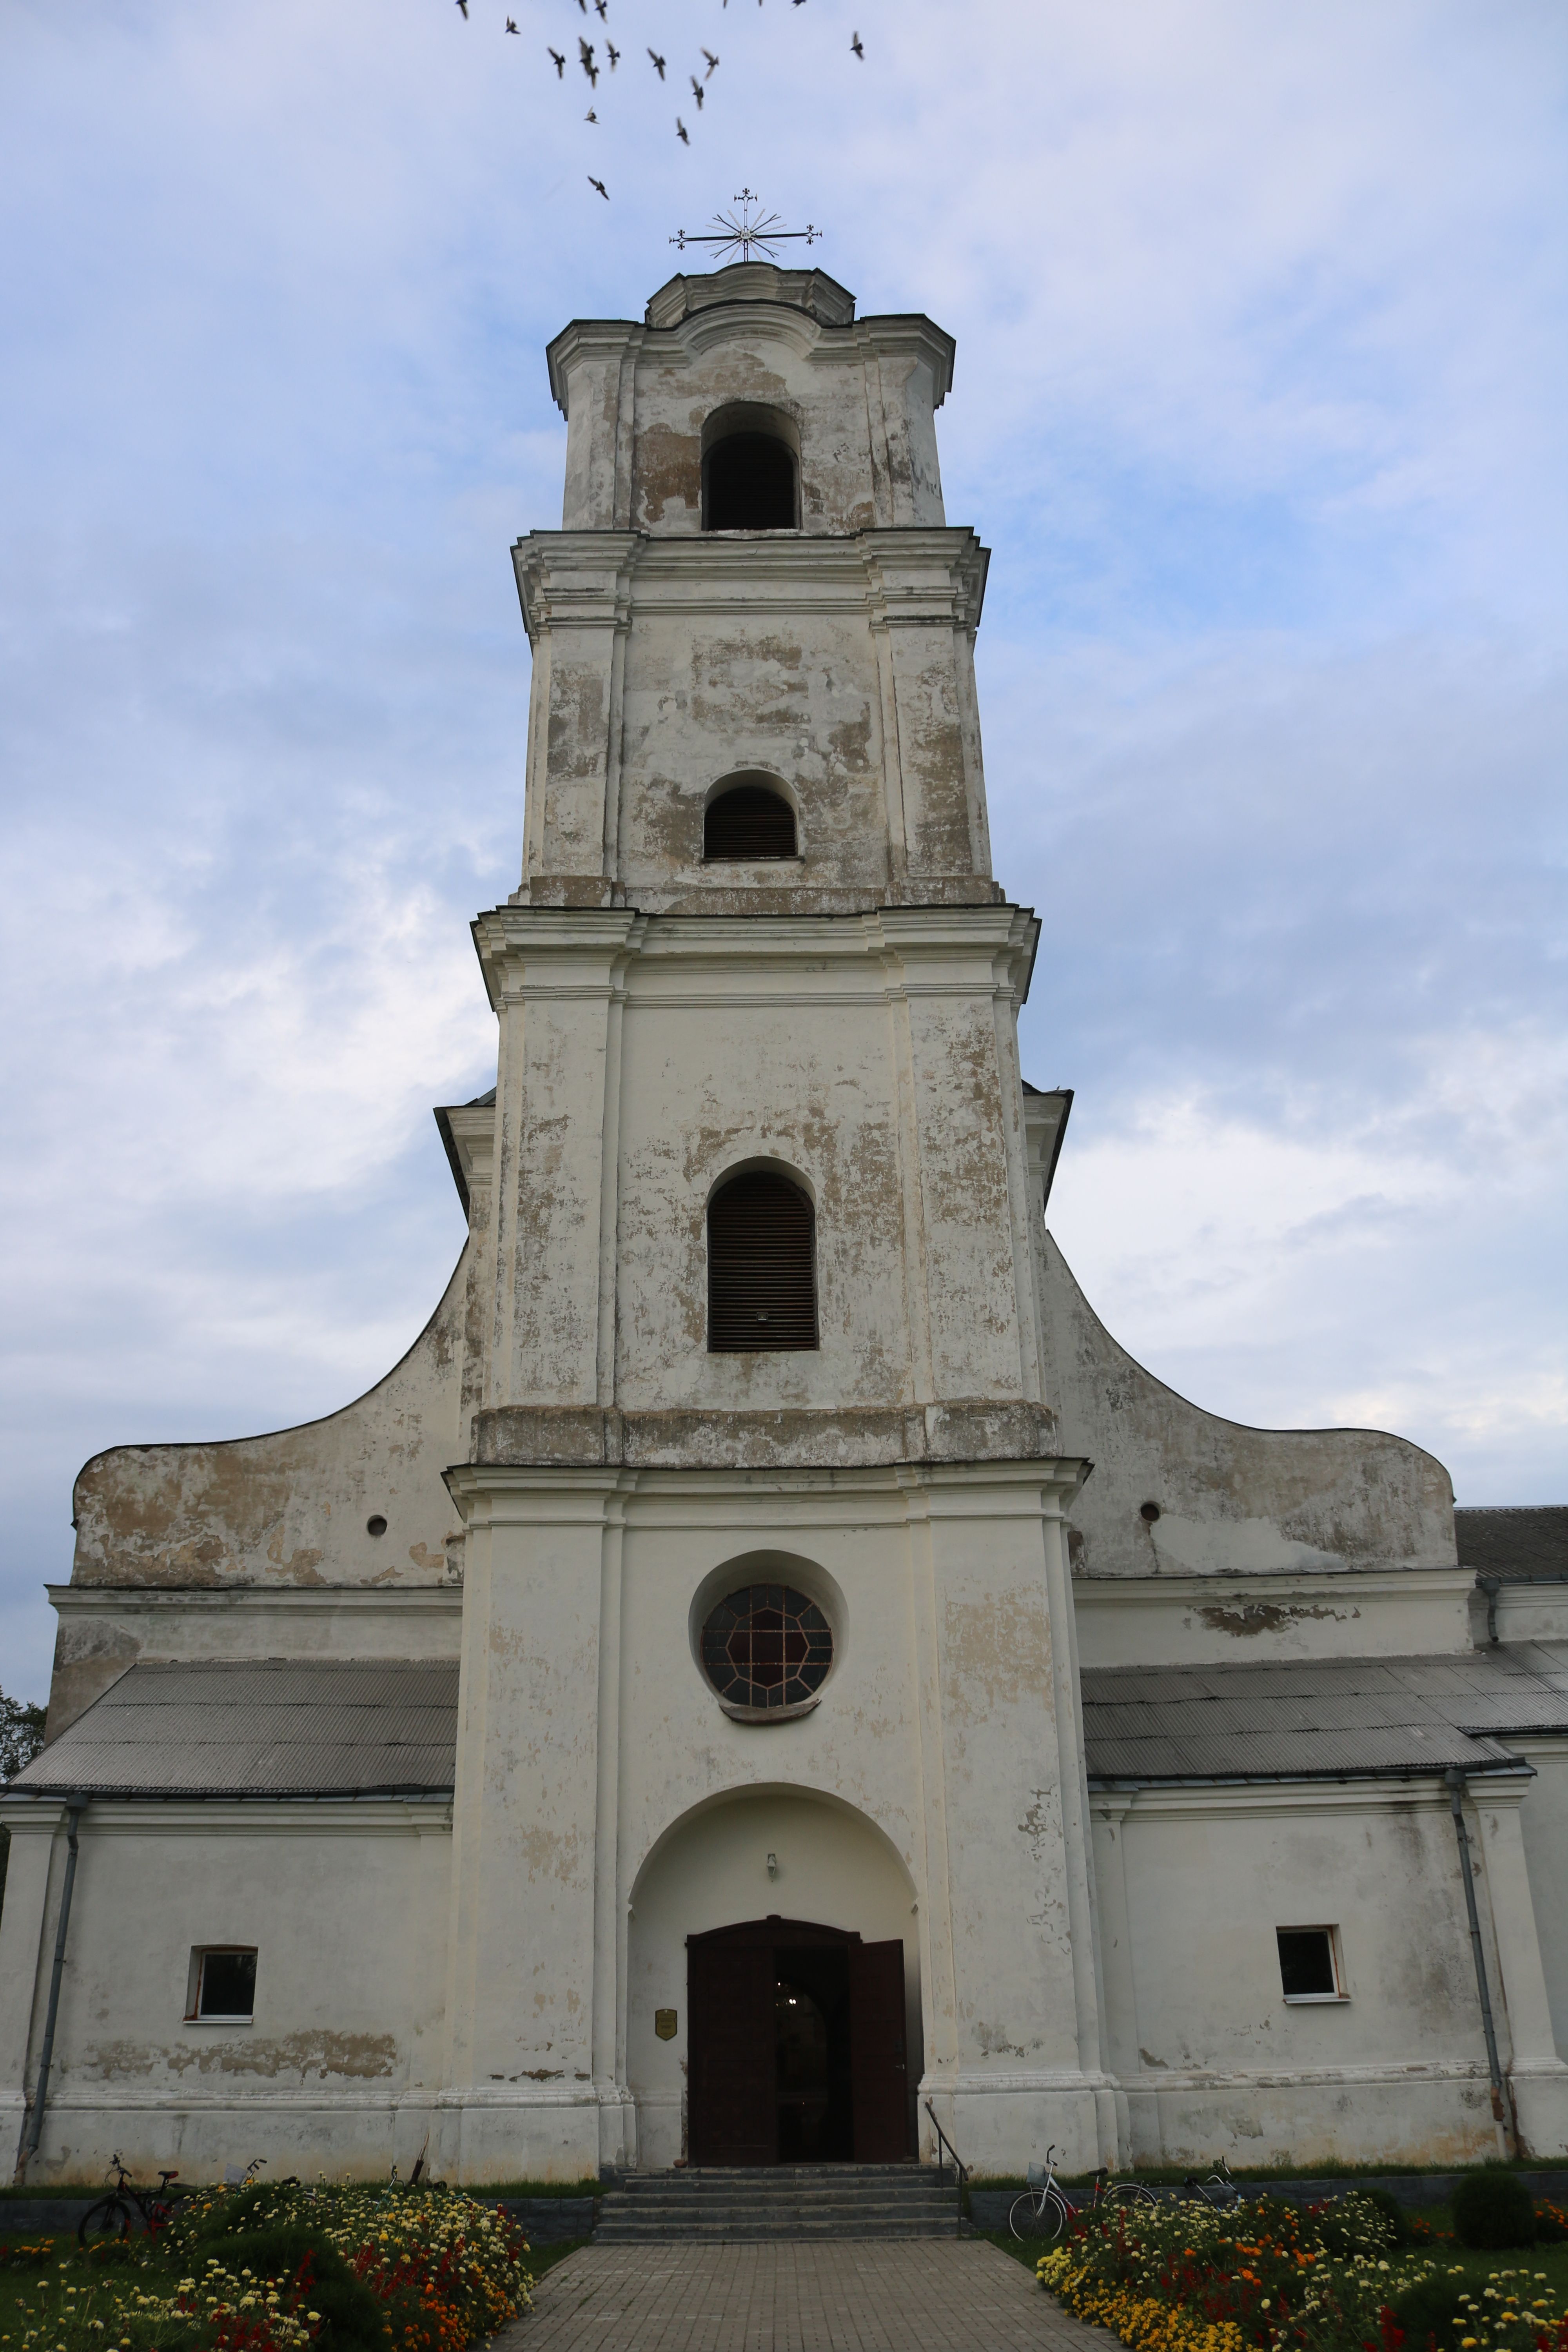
[495,2241,1112,2352]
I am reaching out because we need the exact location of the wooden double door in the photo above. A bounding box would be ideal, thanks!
[687,1916,911,2165]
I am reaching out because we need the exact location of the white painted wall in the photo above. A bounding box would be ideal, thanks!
[1,1801,452,2185]
[1094,1778,1568,2167]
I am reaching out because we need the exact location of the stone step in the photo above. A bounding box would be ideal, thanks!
[602,2192,959,2211]
[594,2160,960,2243]
[594,2219,960,2241]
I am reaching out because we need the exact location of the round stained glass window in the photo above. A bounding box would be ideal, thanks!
[701,1584,833,1717]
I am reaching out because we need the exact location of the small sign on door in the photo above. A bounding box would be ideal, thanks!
[655,2008,678,2041]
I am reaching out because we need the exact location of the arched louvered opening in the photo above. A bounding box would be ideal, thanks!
[704,782,798,861]
[708,1171,818,1352]
[704,432,798,531]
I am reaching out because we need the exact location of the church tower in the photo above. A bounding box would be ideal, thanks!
[436,257,1107,2179]
[15,249,1555,2195]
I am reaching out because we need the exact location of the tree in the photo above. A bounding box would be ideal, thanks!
[0,1684,47,1924]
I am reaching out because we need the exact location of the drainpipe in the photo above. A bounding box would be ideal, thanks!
[1444,1768,1514,2156]
[1477,1577,1501,1647]
[22,1796,87,2171]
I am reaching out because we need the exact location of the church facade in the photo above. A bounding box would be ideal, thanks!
[5,260,1568,2187]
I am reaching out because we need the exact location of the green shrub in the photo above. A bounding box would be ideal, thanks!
[1451,2168,1536,2250]
[1390,2274,1470,2351]
[201,2223,389,2352]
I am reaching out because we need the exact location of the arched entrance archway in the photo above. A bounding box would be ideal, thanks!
[626,1788,921,2169]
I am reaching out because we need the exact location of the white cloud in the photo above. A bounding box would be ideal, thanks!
[1,0,1564,1700]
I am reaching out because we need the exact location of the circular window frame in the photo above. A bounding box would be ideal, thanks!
[688,1552,845,1726]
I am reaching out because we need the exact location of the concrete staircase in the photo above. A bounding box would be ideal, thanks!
[593,2162,962,2241]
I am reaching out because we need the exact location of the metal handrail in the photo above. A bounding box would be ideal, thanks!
[923,2100,967,2229]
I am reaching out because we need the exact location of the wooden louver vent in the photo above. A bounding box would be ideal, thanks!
[704,785,797,861]
[708,1172,818,1352]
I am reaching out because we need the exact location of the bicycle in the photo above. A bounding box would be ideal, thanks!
[1182,2157,1243,2210]
[1008,2143,1157,2242]
[78,2154,185,2249]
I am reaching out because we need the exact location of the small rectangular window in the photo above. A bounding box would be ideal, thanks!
[1277,1926,1343,2002]
[190,1948,257,2021]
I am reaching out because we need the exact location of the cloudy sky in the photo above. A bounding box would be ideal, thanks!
[2,0,1564,1700]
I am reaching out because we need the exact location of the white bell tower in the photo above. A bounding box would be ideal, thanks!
[436,255,1109,2182]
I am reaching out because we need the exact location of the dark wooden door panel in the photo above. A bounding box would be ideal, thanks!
[687,1939,776,2165]
[848,1938,909,2160]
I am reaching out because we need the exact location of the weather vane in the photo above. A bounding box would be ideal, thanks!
[670,189,823,265]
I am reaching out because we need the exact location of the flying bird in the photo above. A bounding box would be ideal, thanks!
[589,176,609,199]
[850,29,864,54]
[505,17,519,30]
[647,46,666,75]
[676,115,690,142]
[606,40,620,65]
[690,75,704,107]
[548,45,565,73]
[595,0,608,17]
[455,0,468,16]
[701,47,719,73]
[579,35,598,81]
[585,105,597,120]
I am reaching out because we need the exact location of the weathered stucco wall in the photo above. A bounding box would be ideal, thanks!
[0,1800,452,2182]
[52,1251,471,1735]
[512,531,995,913]
[468,906,1048,1448]
[1074,1570,1477,1668]
[1042,1236,1457,1580]
[437,1461,1106,2180]
[547,264,953,541]
[1094,1778,1568,2165]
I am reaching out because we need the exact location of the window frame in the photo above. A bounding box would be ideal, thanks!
[1276,1924,1347,2005]
[185,1945,259,2025]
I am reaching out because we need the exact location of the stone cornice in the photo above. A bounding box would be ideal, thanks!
[512,527,989,635]
[454,1405,1077,1479]
[46,1582,463,1618]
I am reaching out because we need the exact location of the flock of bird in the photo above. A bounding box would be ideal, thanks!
[451,0,866,201]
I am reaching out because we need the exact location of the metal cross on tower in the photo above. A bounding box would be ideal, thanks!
[670,190,823,265]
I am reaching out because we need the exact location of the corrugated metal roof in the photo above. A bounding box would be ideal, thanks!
[1083,1650,1568,1783]
[10,1660,458,1798]
[1455,1506,1568,1583]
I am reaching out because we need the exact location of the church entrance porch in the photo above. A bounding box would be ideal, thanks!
[688,1918,911,2165]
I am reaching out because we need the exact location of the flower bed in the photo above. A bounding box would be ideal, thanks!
[1035,2190,1568,2352]
[1,2181,534,2352]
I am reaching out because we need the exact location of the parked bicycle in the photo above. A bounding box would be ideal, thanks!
[78,2154,185,2249]
[1183,2157,1243,2209]
[1009,2144,1157,2242]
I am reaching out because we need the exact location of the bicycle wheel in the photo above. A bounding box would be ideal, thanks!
[1009,2188,1068,2243]
[78,2197,132,2251]
[1106,2182,1157,2209]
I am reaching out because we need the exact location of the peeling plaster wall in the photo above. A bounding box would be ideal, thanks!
[1042,1236,1457,1583]
[1074,1572,1477,1668]
[1093,1780,1568,2166]
[512,531,995,913]
[438,1462,1103,2180]
[0,1802,451,2183]
[468,907,1049,1443]
[52,1250,472,1735]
